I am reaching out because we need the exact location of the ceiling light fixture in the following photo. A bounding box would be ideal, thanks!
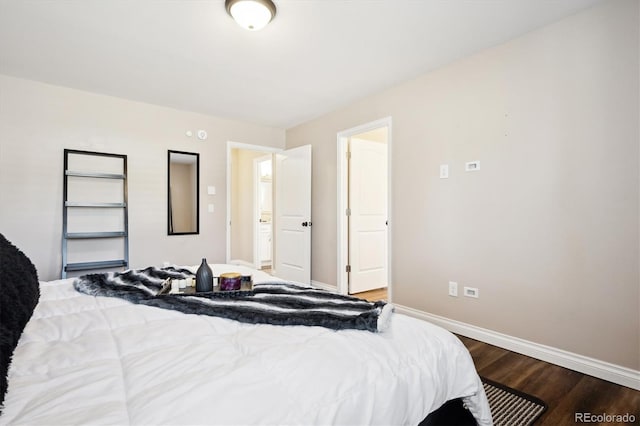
[225,0,276,31]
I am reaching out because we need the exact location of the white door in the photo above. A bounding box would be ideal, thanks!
[275,145,312,284]
[348,138,388,294]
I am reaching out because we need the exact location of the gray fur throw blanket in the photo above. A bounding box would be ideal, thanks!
[74,267,393,332]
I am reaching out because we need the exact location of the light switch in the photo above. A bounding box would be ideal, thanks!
[207,186,216,195]
[440,164,449,179]
[208,203,214,213]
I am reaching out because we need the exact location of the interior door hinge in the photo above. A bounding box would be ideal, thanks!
[346,265,351,273]
[346,208,351,216]
[346,151,351,160]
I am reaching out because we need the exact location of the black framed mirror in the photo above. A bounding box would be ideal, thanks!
[168,150,199,235]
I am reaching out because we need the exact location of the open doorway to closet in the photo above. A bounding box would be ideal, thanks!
[337,118,391,302]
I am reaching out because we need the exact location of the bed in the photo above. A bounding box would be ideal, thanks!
[0,234,492,425]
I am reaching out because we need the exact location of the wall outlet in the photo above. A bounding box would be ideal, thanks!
[463,286,479,298]
[440,164,449,179]
[448,281,458,297]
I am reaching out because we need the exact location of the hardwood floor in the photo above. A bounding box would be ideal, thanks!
[349,287,639,424]
[351,287,387,301]
[457,335,640,425]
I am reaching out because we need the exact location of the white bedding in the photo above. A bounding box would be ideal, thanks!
[2,264,492,425]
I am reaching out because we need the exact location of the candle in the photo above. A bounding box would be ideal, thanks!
[219,272,241,291]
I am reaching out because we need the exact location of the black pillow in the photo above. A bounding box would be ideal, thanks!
[0,233,40,412]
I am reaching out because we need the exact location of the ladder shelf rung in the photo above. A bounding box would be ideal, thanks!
[65,171,126,179]
[64,260,128,272]
[65,232,126,239]
[65,202,126,208]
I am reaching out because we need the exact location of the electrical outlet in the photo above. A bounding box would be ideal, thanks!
[463,286,479,298]
[440,164,449,179]
[448,281,458,297]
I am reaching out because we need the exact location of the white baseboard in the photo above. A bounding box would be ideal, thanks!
[311,280,338,292]
[394,304,640,391]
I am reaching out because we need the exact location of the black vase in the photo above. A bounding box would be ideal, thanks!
[195,258,213,292]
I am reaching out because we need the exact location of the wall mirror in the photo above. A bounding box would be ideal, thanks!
[168,150,199,235]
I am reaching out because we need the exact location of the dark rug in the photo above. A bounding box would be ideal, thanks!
[481,376,547,426]
[421,376,547,426]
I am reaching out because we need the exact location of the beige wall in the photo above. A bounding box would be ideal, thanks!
[354,127,387,144]
[0,75,285,280]
[230,148,264,263]
[286,0,639,370]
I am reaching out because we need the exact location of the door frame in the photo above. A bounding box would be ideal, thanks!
[226,141,281,265]
[336,117,392,299]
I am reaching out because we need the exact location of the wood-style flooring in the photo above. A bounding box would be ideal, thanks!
[352,288,640,425]
[459,335,640,425]
[351,287,387,302]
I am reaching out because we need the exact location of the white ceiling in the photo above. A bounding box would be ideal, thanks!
[0,0,604,129]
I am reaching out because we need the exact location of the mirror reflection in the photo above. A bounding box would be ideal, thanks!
[168,150,199,235]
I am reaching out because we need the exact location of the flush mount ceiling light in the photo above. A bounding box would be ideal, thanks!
[225,0,276,31]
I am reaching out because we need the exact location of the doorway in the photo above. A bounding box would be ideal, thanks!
[227,142,279,269]
[254,155,273,271]
[226,142,313,284]
[337,118,391,300]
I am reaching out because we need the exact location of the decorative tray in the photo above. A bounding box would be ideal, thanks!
[160,275,254,296]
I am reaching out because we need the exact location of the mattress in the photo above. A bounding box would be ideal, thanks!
[1,264,492,425]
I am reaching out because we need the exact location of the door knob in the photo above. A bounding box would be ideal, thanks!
[302,221,312,227]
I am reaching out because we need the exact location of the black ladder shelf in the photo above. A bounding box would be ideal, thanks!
[62,149,129,278]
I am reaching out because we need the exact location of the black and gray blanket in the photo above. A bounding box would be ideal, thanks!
[74,267,393,332]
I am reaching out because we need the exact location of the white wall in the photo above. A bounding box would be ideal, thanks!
[0,75,285,280]
[286,0,639,370]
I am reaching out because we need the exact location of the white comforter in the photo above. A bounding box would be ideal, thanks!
[2,264,492,425]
